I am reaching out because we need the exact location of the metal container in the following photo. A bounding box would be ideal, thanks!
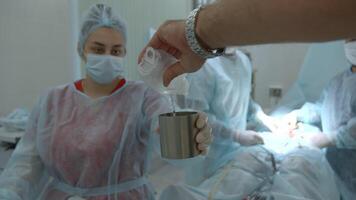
[159,111,200,159]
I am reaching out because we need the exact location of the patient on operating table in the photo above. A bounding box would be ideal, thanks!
[159,40,356,200]
[161,97,339,200]
[158,47,347,199]
[159,145,340,200]
[252,40,356,151]
[247,39,356,199]
[160,99,342,200]
[158,85,343,200]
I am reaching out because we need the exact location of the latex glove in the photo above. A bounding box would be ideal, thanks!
[309,132,333,148]
[298,132,333,148]
[255,110,279,133]
[195,113,213,155]
[234,130,264,146]
[268,111,298,137]
[281,111,299,132]
[138,20,205,86]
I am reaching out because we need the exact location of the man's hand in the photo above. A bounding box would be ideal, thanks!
[138,20,205,87]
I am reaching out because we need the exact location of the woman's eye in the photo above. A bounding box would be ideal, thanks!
[111,49,121,56]
[95,48,105,54]
[91,47,104,54]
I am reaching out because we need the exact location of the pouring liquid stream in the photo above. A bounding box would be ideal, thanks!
[170,95,176,116]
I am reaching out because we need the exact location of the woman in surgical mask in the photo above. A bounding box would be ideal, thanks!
[0,4,212,200]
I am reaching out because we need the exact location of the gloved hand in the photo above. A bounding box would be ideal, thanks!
[234,130,264,146]
[280,110,299,132]
[195,113,213,155]
[297,132,333,149]
[310,133,333,148]
[266,111,299,137]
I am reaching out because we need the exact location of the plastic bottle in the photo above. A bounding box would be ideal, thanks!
[138,47,189,96]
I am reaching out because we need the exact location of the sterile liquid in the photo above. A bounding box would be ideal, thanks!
[170,95,176,116]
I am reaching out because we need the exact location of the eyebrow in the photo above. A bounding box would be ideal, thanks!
[93,42,105,47]
[92,42,123,48]
[113,44,123,48]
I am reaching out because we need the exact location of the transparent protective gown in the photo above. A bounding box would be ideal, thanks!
[0,81,170,200]
[319,69,356,148]
[172,50,252,185]
[296,68,356,147]
[254,67,356,199]
[159,146,340,200]
[295,68,356,198]
[174,50,252,140]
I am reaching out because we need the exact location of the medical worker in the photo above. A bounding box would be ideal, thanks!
[169,49,265,188]
[174,49,263,146]
[0,4,212,200]
[280,39,356,198]
[280,40,356,149]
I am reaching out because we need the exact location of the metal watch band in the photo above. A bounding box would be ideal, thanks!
[185,6,225,59]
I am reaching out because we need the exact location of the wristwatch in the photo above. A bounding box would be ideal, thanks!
[185,6,225,59]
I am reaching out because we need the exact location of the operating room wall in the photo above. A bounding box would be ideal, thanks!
[0,0,73,115]
[244,44,309,111]
[76,0,192,80]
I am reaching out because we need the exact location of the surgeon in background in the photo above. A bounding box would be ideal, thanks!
[0,4,211,200]
[274,39,356,198]
[174,48,263,145]
[281,39,356,148]
[172,48,264,185]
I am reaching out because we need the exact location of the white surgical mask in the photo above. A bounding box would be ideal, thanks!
[345,41,356,65]
[85,54,125,84]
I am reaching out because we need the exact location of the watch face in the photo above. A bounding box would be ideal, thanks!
[215,48,225,55]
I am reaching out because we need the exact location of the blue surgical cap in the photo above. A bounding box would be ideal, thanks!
[78,4,127,58]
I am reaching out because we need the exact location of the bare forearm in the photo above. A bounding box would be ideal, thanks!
[197,0,356,48]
